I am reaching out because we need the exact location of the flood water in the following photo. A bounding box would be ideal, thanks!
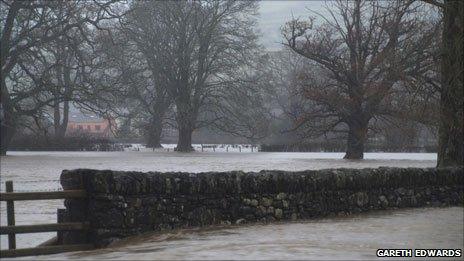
[10,207,464,260]
[1,150,460,260]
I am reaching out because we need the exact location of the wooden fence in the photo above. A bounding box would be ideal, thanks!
[0,180,93,258]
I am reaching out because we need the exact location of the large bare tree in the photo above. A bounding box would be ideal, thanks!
[132,1,260,151]
[89,2,173,148]
[0,0,122,155]
[282,0,439,159]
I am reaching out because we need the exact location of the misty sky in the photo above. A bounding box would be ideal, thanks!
[258,1,327,50]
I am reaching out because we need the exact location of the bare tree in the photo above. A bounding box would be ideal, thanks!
[0,0,122,155]
[207,55,272,143]
[37,29,95,141]
[131,1,259,151]
[261,50,316,138]
[183,1,259,151]
[114,1,175,148]
[82,2,174,148]
[282,0,439,159]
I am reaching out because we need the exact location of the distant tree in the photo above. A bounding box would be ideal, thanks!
[131,1,261,151]
[261,50,317,139]
[282,0,439,159]
[206,55,272,143]
[112,1,175,148]
[0,0,122,155]
[27,28,96,141]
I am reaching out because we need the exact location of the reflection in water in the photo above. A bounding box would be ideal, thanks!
[11,207,463,260]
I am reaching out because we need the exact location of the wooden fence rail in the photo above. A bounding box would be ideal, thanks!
[0,222,89,234]
[1,190,86,201]
[0,244,95,258]
[0,180,92,258]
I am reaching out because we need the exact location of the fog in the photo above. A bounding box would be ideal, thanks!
[1,0,462,259]
[2,0,456,160]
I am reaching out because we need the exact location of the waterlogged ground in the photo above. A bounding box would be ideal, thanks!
[1,150,437,182]
[1,149,458,260]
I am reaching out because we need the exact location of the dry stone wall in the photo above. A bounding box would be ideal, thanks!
[60,167,464,247]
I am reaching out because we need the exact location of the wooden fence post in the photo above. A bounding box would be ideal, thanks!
[6,181,16,249]
[0,183,92,258]
[57,209,66,244]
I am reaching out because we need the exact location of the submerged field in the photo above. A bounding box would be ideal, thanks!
[1,150,437,180]
[1,150,457,260]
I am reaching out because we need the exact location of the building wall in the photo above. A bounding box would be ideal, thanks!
[60,167,463,247]
[67,119,114,138]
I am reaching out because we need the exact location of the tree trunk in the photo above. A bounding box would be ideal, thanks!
[175,93,195,152]
[0,79,15,156]
[53,99,63,141]
[53,100,70,141]
[437,0,464,167]
[61,100,69,137]
[146,120,163,148]
[0,116,15,156]
[344,120,368,160]
[176,123,194,152]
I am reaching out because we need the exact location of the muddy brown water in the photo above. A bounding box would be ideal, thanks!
[2,151,461,260]
[8,207,464,260]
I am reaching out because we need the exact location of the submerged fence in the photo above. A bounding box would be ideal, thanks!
[259,143,437,153]
[0,180,93,258]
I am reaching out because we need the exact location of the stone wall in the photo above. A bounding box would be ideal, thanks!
[60,167,464,247]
